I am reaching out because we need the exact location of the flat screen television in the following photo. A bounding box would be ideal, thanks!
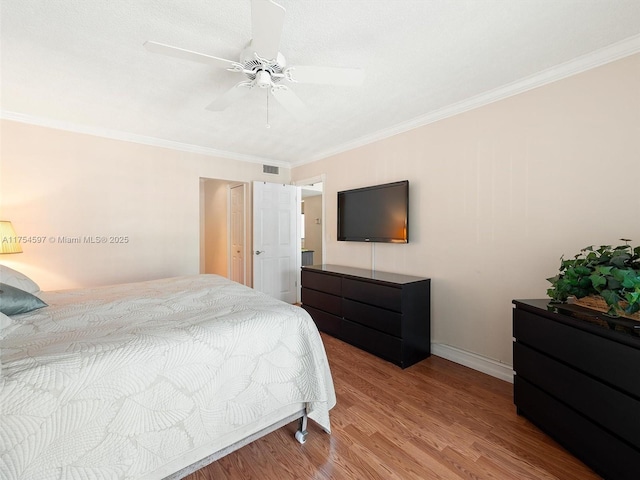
[337,180,409,243]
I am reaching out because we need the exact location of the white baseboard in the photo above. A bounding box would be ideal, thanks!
[431,343,514,383]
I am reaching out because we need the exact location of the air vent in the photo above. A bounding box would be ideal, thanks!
[263,165,279,174]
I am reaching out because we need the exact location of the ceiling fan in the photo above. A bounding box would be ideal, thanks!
[143,0,364,119]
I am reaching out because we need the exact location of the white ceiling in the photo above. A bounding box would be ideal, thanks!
[2,0,640,166]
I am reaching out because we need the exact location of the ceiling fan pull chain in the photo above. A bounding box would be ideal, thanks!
[266,90,271,129]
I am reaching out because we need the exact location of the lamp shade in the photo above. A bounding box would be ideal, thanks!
[0,221,23,254]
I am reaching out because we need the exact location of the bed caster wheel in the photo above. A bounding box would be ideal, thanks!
[295,429,308,444]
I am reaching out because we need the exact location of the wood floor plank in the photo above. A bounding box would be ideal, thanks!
[185,334,601,480]
[471,439,564,480]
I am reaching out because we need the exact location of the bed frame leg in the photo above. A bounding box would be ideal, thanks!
[295,413,308,444]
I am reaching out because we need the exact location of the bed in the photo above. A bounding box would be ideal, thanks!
[0,273,336,480]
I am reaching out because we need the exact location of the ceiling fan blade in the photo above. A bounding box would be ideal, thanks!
[286,66,365,86]
[206,83,253,111]
[250,0,286,60]
[143,41,236,69]
[270,86,307,118]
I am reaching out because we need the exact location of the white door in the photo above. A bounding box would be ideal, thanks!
[229,184,245,285]
[253,181,299,303]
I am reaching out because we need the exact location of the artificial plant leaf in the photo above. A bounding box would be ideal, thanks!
[625,288,640,302]
[574,288,591,298]
[566,269,579,280]
[601,289,621,306]
[578,277,592,288]
[574,266,591,276]
[589,274,607,289]
[607,277,622,290]
[610,253,630,268]
[595,266,613,275]
[621,271,637,288]
[627,303,640,315]
[547,288,566,301]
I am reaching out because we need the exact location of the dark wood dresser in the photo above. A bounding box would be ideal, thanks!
[301,264,430,368]
[513,299,640,480]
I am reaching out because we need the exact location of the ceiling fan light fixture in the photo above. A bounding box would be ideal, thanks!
[256,70,272,88]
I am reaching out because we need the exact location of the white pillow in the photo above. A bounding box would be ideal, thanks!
[0,312,8,374]
[0,265,40,294]
[0,311,13,343]
[0,311,11,330]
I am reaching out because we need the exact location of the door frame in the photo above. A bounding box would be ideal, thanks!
[227,183,247,285]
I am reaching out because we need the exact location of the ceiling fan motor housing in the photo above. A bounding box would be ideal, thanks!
[241,48,286,85]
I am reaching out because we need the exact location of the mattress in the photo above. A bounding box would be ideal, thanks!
[0,275,336,480]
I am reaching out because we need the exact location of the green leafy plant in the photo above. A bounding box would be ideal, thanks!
[547,239,640,318]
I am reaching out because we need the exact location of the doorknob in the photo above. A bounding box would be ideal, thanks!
[255,250,264,255]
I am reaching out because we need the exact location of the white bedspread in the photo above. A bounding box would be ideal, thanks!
[0,275,335,480]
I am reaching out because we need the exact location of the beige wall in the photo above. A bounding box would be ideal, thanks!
[0,120,289,290]
[292,53,640,367]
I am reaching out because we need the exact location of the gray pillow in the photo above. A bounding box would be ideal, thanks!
[0,265,41,293]
[0,282,48,316]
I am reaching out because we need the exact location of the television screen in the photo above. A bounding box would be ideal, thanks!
[337,180,409,243]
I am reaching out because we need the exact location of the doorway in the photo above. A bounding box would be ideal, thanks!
[296,175,325,301]
[300,183,323,266]
[200,178,249,286]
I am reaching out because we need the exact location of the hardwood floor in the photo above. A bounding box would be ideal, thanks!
[187,334,601,480]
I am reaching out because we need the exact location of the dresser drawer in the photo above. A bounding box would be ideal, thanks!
[302,305,341,337]
[301,270,341,296]
[513,309,640,398]
[514,342,640,448]
[343,298,402,336]
[342,278,401,312]
[301,288,341,316]
[341,319,403,366]
[515,376,640,480]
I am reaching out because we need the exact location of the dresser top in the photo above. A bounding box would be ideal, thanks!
[514,299,640,347]
[303,264,429,285]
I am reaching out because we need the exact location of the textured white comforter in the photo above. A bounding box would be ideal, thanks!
[0,275,335,480]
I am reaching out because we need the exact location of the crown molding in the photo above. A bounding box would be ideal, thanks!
[0,111,291,168]
[293,34,640,168]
